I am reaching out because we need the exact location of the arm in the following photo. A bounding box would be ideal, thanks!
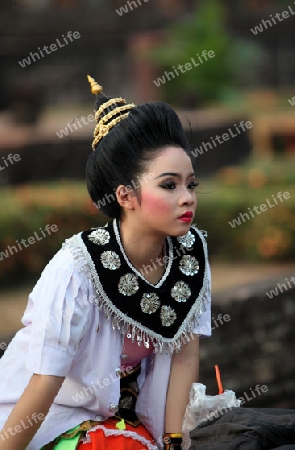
[165,335,199,433]
[0,373,64,450]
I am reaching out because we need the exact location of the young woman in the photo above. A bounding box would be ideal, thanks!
[0,76,211,450]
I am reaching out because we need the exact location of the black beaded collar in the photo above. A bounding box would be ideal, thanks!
[75,219,210,353]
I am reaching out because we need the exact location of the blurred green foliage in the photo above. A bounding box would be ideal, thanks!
[151,0,264,106]
[0,159,294,287]
[0,183,105,287]
[197,157,295,261]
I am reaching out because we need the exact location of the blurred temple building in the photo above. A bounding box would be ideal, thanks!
[0,0,295,182]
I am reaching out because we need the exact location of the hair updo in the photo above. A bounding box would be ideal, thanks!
[86,93,193,219]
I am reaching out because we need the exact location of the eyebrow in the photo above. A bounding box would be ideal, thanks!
[153,172,195,179]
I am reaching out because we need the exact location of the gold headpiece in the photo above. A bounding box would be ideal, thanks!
[87,75,136,150]
[87,75,103,95]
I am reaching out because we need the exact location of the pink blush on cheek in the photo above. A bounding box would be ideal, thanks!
[140,192,172,214]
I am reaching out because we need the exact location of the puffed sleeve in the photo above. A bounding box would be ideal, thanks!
[23,244,92,377]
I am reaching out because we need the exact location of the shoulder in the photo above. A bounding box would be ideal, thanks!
[26,232,95,326]
[33,231,93,290]
[60,226,115,281]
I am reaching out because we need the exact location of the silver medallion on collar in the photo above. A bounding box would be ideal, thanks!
[140,293,160,314]
[101,250,121,270]
[177,230,195,249]
[179,255,199,276]
[171,280,191,302]
[160,305,177,327]
[118,273,139,296]
[88,228,110,245]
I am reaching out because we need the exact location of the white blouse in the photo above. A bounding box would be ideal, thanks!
[0,232,211,450]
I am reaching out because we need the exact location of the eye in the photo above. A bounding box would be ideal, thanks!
[160,182,176,190]
[188,181,199,190]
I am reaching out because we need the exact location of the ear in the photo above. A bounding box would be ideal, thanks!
[115,185,138,211]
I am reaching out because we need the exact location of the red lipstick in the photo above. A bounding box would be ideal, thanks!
[179,211,193,222]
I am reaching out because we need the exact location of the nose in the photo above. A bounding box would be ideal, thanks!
[178,187,196,207]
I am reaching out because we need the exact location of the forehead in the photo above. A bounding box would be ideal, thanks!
[147,146,193,172]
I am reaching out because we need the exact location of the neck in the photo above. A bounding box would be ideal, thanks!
[117,218,166,272]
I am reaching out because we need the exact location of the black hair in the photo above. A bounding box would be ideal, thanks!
[86,96,193,219]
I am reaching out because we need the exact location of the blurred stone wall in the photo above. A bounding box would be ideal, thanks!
[200,277,295,409]
[0,120,251,184]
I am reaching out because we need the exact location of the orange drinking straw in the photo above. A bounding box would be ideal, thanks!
[215,364,224,394]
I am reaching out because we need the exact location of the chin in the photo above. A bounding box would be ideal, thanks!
[169,222,192,237]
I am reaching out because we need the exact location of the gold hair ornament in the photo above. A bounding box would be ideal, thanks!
[92,113,131,149]
[87,75,136,150]
[87,75,103,95]
[95,98,126,122]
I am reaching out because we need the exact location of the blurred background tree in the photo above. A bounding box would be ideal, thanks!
[151,0,265,107]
